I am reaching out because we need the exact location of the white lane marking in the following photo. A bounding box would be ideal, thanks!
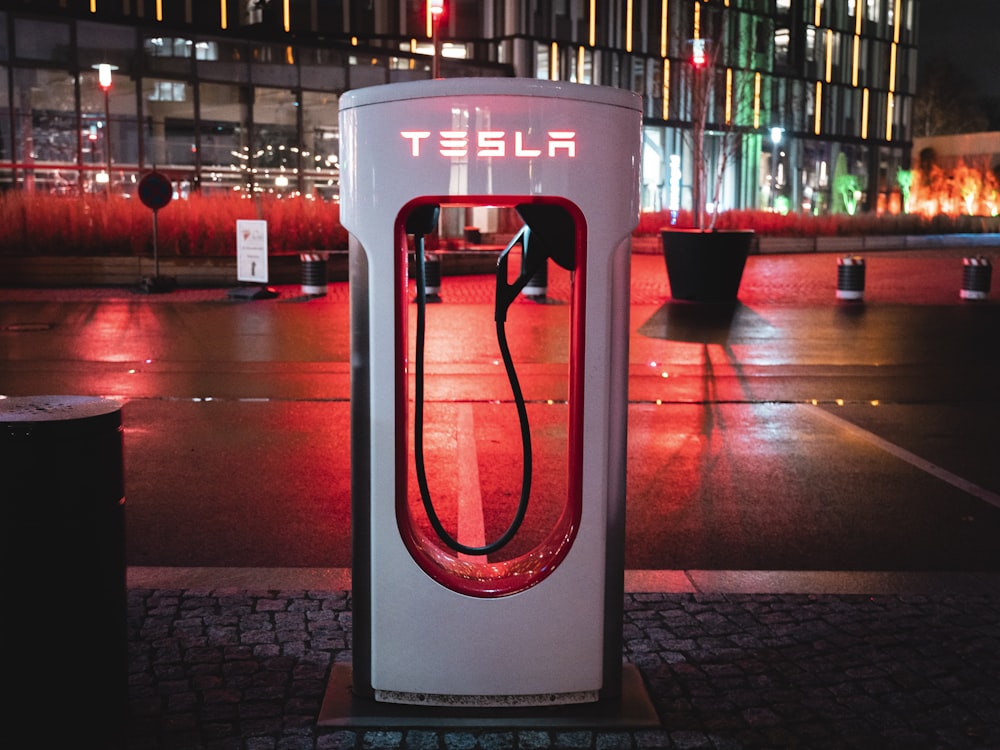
[806,405,1000,510]
[456,403,487,560]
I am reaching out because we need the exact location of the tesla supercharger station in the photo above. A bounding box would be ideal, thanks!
[341,78,641,709]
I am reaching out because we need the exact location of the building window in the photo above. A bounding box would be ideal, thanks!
[13,18,71,63]
[142,78,196,169]
[774,28,790,67]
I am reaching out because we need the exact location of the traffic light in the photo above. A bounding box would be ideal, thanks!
[691,39,707,68]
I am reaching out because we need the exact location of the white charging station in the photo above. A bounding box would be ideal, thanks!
[340,78,641,709]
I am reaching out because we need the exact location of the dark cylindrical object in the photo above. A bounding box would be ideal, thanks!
[423,252,442,297]
[300,252,329,295]
[2,396,127,747]
[960,256,992,300]
[836,255,865,300]
[523,258,548,297]
[463,226,482,245]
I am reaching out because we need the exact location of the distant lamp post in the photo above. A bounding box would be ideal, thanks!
[97,63,115,195]
[770,126,783,211]
[429,0,445,78]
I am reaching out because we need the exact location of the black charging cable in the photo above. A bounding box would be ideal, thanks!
[411,210,535,557]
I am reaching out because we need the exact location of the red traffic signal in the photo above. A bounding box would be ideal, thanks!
[691,39,707,67]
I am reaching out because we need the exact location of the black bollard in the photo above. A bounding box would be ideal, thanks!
[960,256,992,300]
[836,255,865,300]
[2,396,127,748]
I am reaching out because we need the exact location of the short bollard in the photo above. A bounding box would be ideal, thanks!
[960,256,992,300]
[3,396,127,747]
[300,252,329,296]
[423,252,442,300]
[836,255,865,300]
[464,225,482,245]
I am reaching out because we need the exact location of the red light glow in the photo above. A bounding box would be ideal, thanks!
[400,129,577,158]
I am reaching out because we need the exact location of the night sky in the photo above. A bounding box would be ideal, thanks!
[917,0,1000,112]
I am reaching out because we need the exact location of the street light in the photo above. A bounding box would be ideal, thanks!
[770,126,783,211]
[429,0,444,79]
[97,63,114,196]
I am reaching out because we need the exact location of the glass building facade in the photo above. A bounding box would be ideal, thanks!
[0,0,918,214]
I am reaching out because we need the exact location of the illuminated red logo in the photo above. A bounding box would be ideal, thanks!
[401,130,577,158]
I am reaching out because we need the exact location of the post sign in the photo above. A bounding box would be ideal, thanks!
[138,171,172,211]
[236,220,268,283]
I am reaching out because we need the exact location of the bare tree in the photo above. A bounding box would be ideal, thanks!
[682,6,760,229]
[913,60,990,136]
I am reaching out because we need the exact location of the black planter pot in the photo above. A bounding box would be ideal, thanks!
[661,229,755,302]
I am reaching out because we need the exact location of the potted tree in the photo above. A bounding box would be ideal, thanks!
[661,6,757,302]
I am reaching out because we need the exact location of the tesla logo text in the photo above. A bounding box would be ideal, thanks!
[400,130,577,158]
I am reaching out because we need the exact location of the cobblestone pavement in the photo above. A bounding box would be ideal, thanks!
[124,585,1000,750]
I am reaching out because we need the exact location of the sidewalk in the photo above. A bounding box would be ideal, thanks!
[124,572,1000,749]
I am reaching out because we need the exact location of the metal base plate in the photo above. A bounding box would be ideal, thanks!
[317,663,660,729]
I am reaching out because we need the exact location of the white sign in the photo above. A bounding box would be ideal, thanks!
[668,154,682,212]
[236,220,268,283]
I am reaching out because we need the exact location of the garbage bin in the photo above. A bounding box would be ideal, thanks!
[2,395,127,746]
[300,251,330,295]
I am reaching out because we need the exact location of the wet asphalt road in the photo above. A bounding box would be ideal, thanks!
[2,247,999,573]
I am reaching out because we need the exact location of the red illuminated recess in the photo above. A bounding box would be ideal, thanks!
[401,130,577,158]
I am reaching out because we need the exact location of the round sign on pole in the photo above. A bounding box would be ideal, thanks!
[138,171,172,211]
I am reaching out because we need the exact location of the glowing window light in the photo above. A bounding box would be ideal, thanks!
[815,0,822,26]
[693,1,701,39]
[861,87,869,139]
[855,4,863,34]
[576,46,585,82]
[220,0,227,30]
[283,0,290,32]
[626,0,633,52]
[893,0,901,42]
[550,41,559,80]
[825,29,833,83]
[814,81,823,135]
[753,72,761,128]
[852,35,860,86]
[90,0,96,12]
[660,0,668,57]
[662,59,670,116]
[589,0,596,46]
[156,0,163,22]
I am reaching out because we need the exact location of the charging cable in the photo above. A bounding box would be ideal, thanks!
[411,211,536,556]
